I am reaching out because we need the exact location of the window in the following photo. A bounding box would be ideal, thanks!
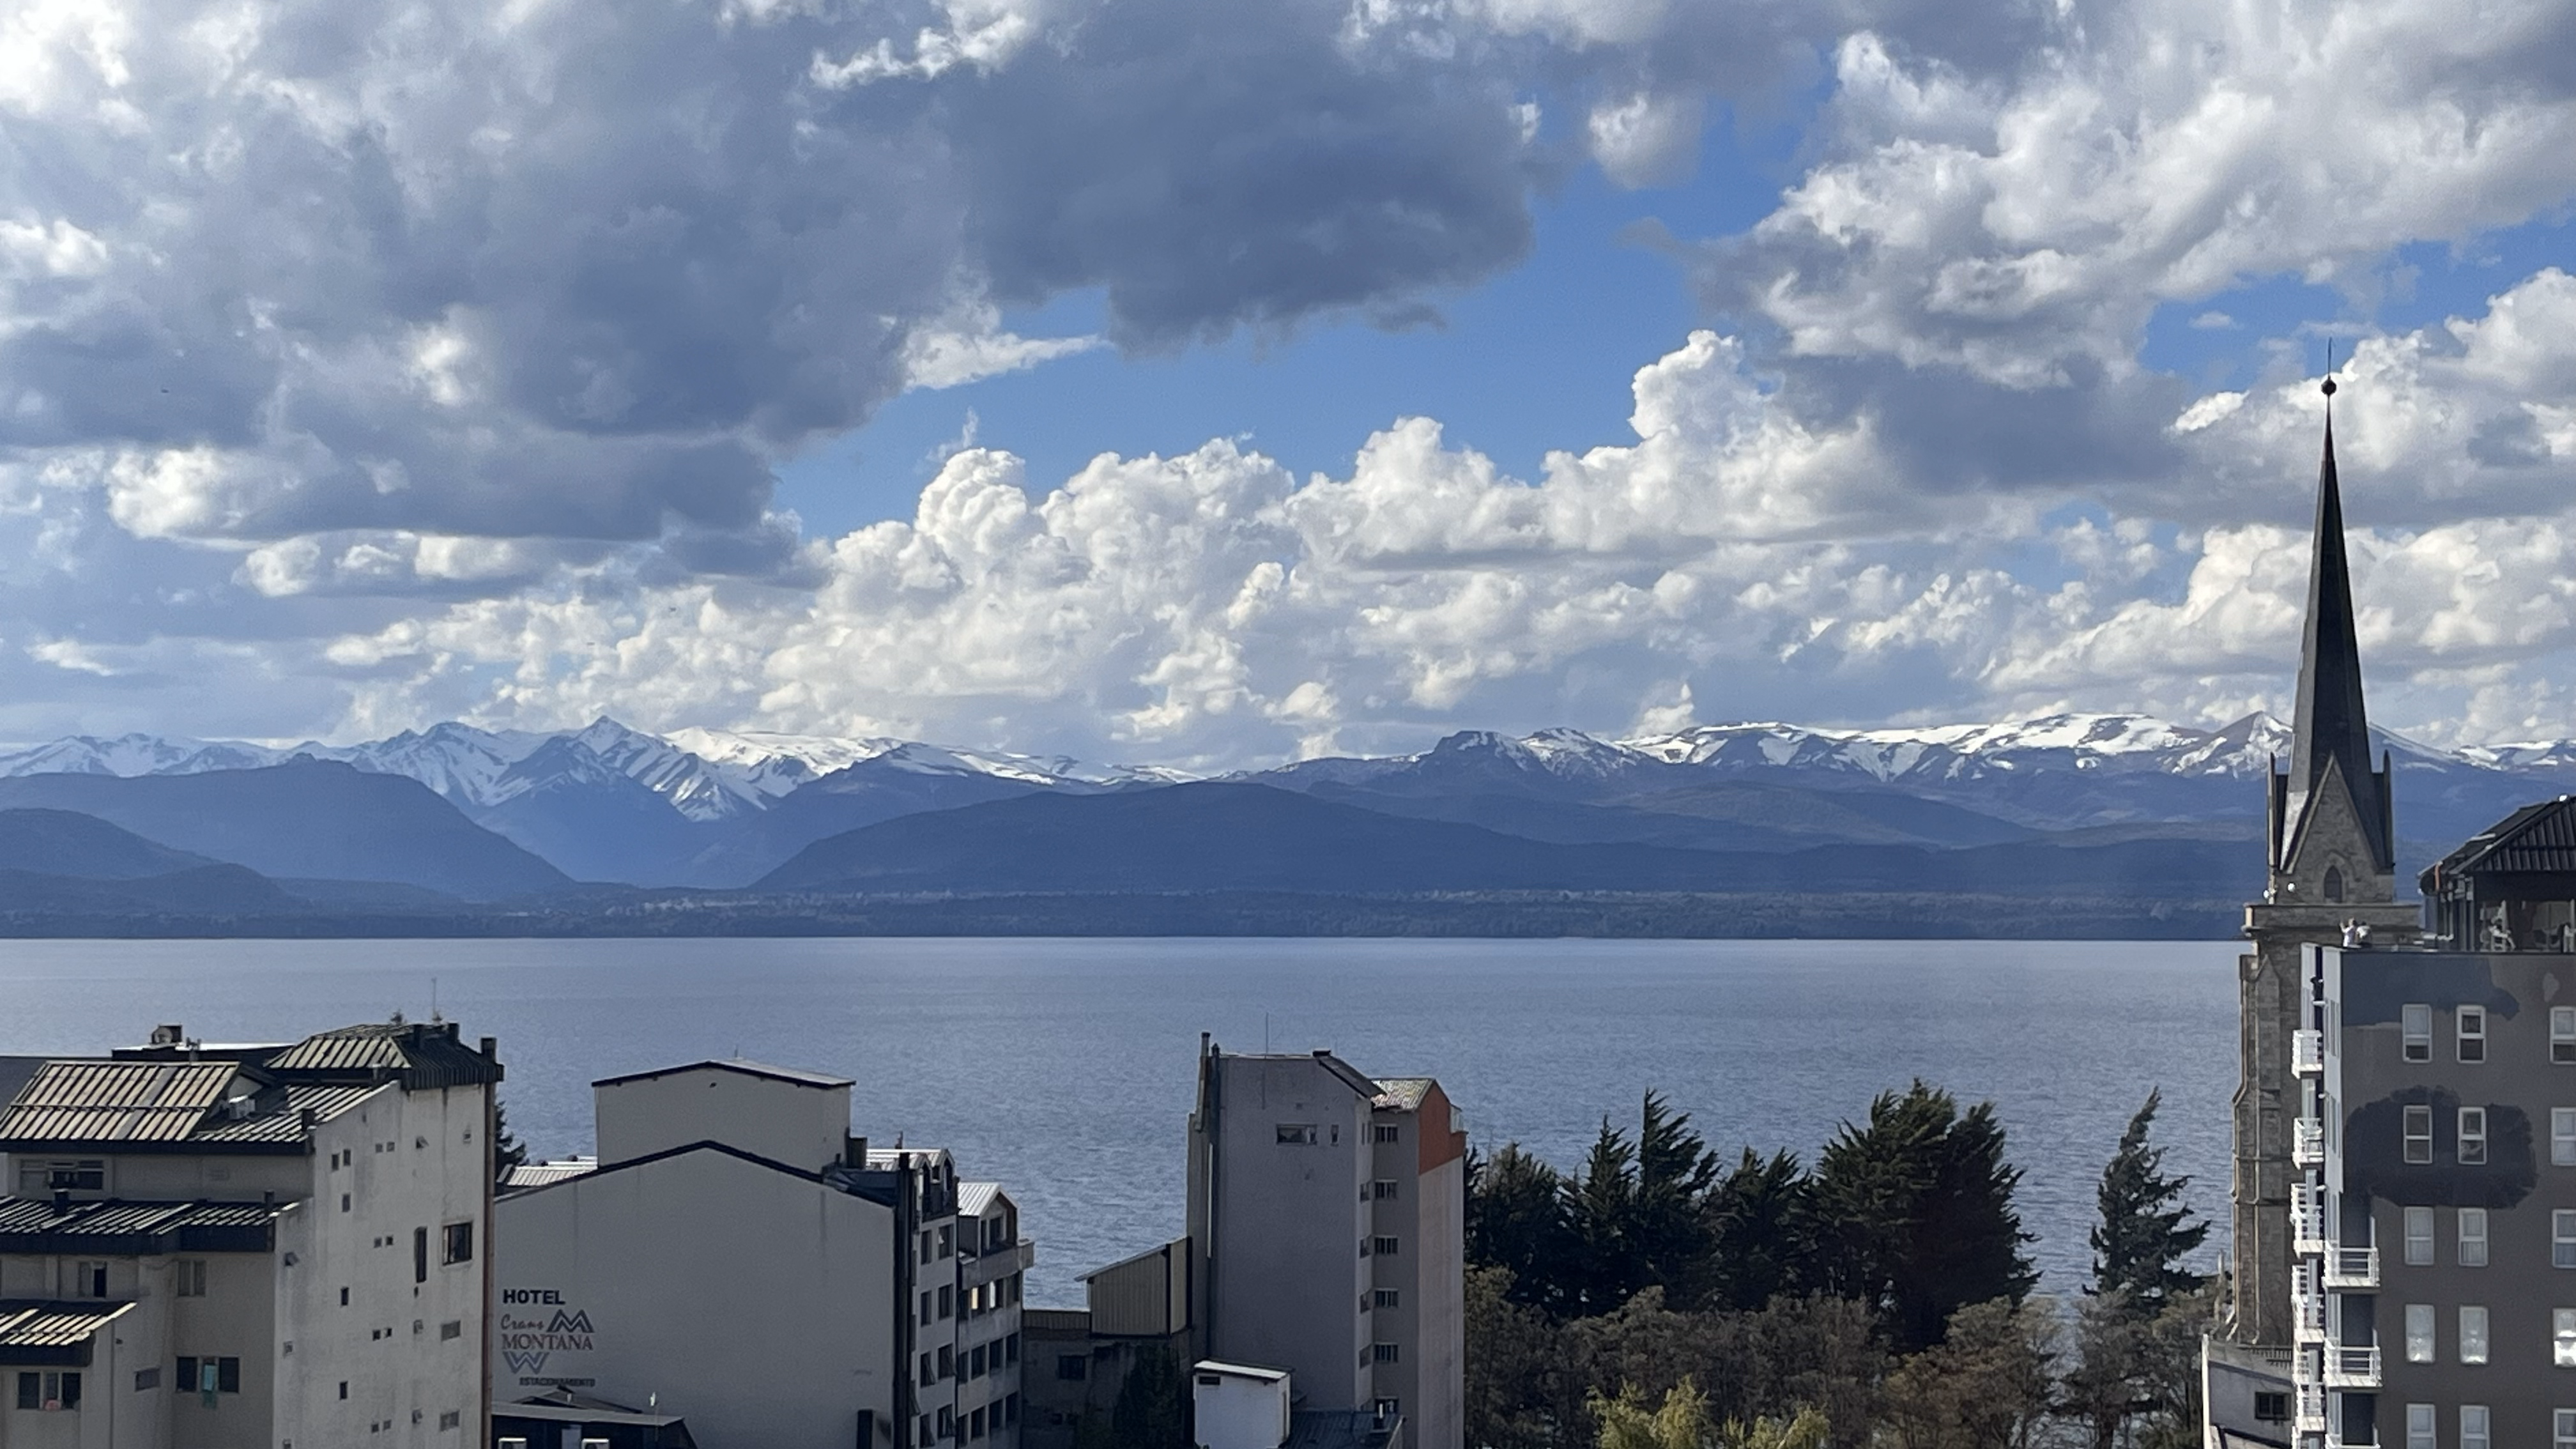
[73,1261,107,1298]
[2252,1392,2288,1423]
[2405,1106,2434,1164]
[1372,1343,1400,1363]
[2461,1006,2488,1062]
[970,1406,985,1440]
[178,1358,240,1395]
[2556,1006,2576,1064]
[1375,1399,1402,1421]
[440,1320,461,1341]
[970,1345,986,1379]
[1372,1179,1399,1200]
[1373,1236,1399,1255]
[937,1407,954,1441]
[2556,1307,2576,1367]
[2404,1004,2434,1061]
[14,1371,79,1411]
[2559,1108,2576,1167]
[1359,1236,1370,1258]
[2461,1406,2490,1449]
[1056,1355,1087,1382]
[413,1226,429,1284]
[2461,1107,2489,1165]
[1372,1124,1401,1144]
[920,1354,935,1388]
[23,1159,104,1192]
[2558,1209,2576,1268]
[2460,1305,2490,1364]
[1005,1395,1018,1425]
[937,1346,953,1381]
[1376,1289,1400,1308]
[937,1226,952,1259]
[440,1410,462,1430]
[920,1291,933,1325]
[176,1259,208,1297]
[1007,1333,1020,1363]
[1276,1124,1319,1145]
[442,1221,473,1266]
[2407,1402,2435,1449]
[2461,1208,2490,1267]
[2406,1303,2435,1362]
[217,1358,238,1393]
[938,1285,953,1319]
[2407,1206,2435,1265]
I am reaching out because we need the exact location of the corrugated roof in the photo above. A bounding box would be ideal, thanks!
[503,1158,599,1191]
[0,1197,286,1254]
[0,1301,131,1349]
[188,1084,378,1144]
[2432,797,2576,883]
[266,1021,503,1091]
[958,1181,1004,1218]
[593,1059,853,1091]
[0,1060,237,1146]
[1373,1078,1435,1111]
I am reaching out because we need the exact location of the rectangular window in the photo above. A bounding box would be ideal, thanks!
[1276,1124,1318,1145]
[442,1221,473,1266]
[74,1261,108,1298]
[937,1346,953,1381]
[440,1410,461,1430]
[2556,1006,2576,1064]
[217,1358,238,1394]
[2461,1406,2490,1449]
[2405,1105,2434,1163]
[2408,1402,2435,1449]
[970,1407,985,1440]
[2461,1107,2489,1165]
[1372,1124,1400,1144]
[937,1226,952,1259]
[2556,1307,2576,1367]
[1373,1236,1399,1255]
[970,1345,986,1379]
[15,1373,34,1411]
[920,1354,935,1388]
[2407,1206,2435,1264]
[2462,1208,2490,1267]
[2405,1004,2434,1061]
[1372,1179,1399,1200]
[2460,1305,2490,1364]
[1376,1289,1400,1308]
[2557,1108,2576,1167]
[921,1292,933,1326]
[1372,1343,1400,1363]
[2557,1209,2576,1268]
[134,1367,159,1392]
[440,1320,461,1341]
[2557,1410,2576,1449]
[920,1230,933,1264]
[1375,1399,1402,1421]
[413,1226,429,1284]
[938,1285,953,1319]
[176,1259,207,1297]
[2405,1303,2435,1362]
[1056,1356,1087,1383]
[2461,1006,2488,1062]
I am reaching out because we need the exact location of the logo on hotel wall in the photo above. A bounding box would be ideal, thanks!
[498,1288,597,1386]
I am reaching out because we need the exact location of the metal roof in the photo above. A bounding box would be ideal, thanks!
[265,1020,503,1090]
[1373,1078,1435,1111]
[188,1084,379,1144]
[1194,1360,1289,1383]
[0,1301,132,1355]
[2429,797,2576,885]
[503,1158,599,1191]
[0,1060,238,1146]
[958,1181,1004,1219]
[592,1059,854,1091]
[0,1197,286,1255]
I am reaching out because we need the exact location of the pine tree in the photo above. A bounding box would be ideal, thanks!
[1807,1081,2036,1353]
[2089,1089,2208,1315]
[1468,1144,1575,1315]
[491,1099,530,1190]
[1633,1093,1721,1307]
[1562,1117,1641,1315]
[1703,1148,1809,1312]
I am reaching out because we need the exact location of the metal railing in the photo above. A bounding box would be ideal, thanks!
[2294,1384,2327,1434]
[2322,1345,2381,1389]
[2324,1245,2379,1289]
[2293,1117,2326,1167]
[2292,1186,2330,1254]
[2293,1027,2326,1075]
[2292,1284,2327,1342]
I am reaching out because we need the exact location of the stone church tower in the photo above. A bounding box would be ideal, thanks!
[2228,380,2419,1345]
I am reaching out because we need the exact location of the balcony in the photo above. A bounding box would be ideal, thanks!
[2322,1345,2381,1390]
[2292,1187,2330,1254]
[2292,1284,2327,1343]
[2293,1117,2326,1167]
[2294,1384,2327,1435]
[2323,1245,2379,1289]
[2293,1028,2326,1076]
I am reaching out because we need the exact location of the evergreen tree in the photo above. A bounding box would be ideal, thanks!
[491,1099,530,1190]
[1562,1117,1643,1315]
[1108,1344,1189,1448]
[2089,1089,2208,1314]
[1808,1082,2036,1353]
[1634,1093,1722,1308]
[1703,1149,1811,1312]
[1469,1144,1575,1315]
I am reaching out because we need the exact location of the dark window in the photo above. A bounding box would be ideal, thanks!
[1373,1124,1400,1144]
[938,1285,953,1319]
[2253,1392,2288,1422]
[1373,1342,1400,1363]
[937,1346,953,1380]
[134,1367,160,1392]
[339,1381,349,1400]
[1004,1395,1018,1425]
[1198,1374,1223,1387]
[439,1321,461,1341]
[970,1345,986,1378]
[216,1358,239,1394]
[2324,866,2345,903]
[16,1373,36,1410]
[1276,1124,1318,1145]
[442,1221,473,1266]
[970,1406,986,1439]
[340,1287,349,1307]
[1006,1333,1020,1364]
[1057,1355,1087,1382]
[920,1354,935,1387]
[1373,1236,1399,1255]
[440,1410,461,1429]
[413,1227,429,1283]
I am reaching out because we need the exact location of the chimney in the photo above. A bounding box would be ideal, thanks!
[479,1036,497,1061]
[844,1134,869,1169]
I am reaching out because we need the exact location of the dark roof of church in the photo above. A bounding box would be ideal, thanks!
[2423,797,2576,891]
[2279,408,2395,873]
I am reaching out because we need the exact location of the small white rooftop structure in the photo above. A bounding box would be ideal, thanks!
[1194,1360,1292,1449]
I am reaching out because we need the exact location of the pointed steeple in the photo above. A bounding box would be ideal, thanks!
[2276,374,2395,875]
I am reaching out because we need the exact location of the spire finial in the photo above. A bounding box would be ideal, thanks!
[2322,339,2337,399]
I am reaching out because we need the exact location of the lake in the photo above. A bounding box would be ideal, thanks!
[0,936,2241,1305]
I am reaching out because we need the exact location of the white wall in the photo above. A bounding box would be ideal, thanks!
[594,1068,850,1173]
[493,1146,896,1449]
[1191,1371,1289,1449]
[1206,1057,1370,1412]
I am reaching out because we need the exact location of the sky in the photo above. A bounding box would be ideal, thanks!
[3,0,2574,770]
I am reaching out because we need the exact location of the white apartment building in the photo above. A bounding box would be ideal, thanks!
[1185,1041,1464,1449]
[493,1060,1029,1449]
[0,1019,502,1449]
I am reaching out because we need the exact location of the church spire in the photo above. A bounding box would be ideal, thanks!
[2276,369,2395,876]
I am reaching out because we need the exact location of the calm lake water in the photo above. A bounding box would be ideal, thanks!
[0,937,2239,1305]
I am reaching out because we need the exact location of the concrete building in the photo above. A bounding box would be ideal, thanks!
[492,1060,1029,1449]
[0,1018,503,1449]
[1184,1041,1463,1449]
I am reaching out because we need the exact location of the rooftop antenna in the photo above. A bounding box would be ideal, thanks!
[430,976,441,1024]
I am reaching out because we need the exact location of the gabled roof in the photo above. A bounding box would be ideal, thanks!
[0,1061,241,1146]
[592,1059,852,1091]
[2425,797,2576,889]
[1372,1078,1436,1112]
[265,1020,502,1090]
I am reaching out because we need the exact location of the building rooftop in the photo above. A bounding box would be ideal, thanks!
[1285,1409,1401,1449]
[503,1157,600,1192]
[958,1181,1004,1218]
[0,1301,133,1363]
[0,1197,288,1255]
[1194,1360,1289,1383]
[0,1060,244,1146]
[261,1020,503,1090]
[592,1059,853,1091]
[2424,795,2576,889]
[1372,1078,1436,1111]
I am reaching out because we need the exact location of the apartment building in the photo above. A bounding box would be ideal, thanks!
[492,1059,1029,1449]
[1184,1041,1464,1449]
[0,1018,502,1449]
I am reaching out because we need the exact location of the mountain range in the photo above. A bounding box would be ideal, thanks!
[0,711,2568,935]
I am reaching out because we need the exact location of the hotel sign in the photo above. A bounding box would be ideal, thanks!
[498,1287,597,1386]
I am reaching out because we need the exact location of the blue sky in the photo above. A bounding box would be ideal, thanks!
[4,0,2575,765]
